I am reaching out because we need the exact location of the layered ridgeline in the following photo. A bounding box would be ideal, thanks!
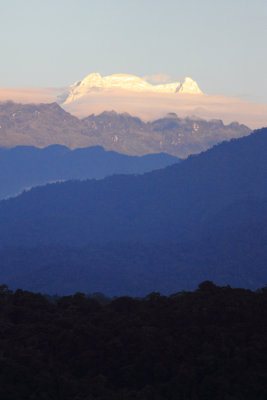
[0,101,250,158]
[0,145,179,200]
[0,127,265,245]
[0,128,266,294]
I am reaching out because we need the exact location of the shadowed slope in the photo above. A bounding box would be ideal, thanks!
[0,145,179,199]
[0,128,266,246]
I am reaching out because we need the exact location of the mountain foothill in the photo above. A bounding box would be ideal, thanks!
[0,127,266,295]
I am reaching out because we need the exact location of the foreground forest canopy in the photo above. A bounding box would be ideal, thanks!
[0,282,267,400]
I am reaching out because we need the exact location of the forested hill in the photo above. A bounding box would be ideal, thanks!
[0,205,266,295]
[0,145,179,200]
[0,128,266,246]
[0,283,266,399]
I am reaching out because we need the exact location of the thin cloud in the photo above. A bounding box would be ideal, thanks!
[0,87,56,104]
[62,89,267,129]
[0,86,266,129]
[143,73,172,84]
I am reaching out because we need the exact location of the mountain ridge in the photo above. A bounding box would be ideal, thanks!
[0,127,265,246]
[0,144,179,200]
[0,101,251,158]
[0,128,266,294]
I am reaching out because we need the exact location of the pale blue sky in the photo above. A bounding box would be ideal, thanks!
[0,0,266,103]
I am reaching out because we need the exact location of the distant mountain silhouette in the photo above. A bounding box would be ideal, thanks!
[0,128,266,247]
[0,101,251,157]
[0,145,179,199]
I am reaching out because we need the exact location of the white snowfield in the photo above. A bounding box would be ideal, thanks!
[63,73,202,104]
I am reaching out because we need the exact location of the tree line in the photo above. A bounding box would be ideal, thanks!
[0,281,266,399]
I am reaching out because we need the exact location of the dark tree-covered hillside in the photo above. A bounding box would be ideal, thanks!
[0,202,266,295]
[0,283,266,399]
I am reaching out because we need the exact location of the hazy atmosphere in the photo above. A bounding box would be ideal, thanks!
[0,2,267,398]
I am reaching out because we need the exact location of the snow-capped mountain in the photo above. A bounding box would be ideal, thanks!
[61,73,202,104]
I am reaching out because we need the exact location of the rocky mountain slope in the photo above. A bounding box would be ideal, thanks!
[0,102,251,157]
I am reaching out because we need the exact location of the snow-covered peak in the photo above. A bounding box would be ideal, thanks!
[178,77,202,94]
[62,73,202,104]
